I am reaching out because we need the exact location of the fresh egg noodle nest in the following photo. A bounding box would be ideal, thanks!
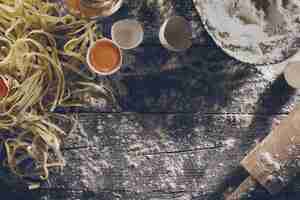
[0,0,115,187]
[194,0,300,64]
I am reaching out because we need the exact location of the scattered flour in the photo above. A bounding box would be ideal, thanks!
[223,138,236,150]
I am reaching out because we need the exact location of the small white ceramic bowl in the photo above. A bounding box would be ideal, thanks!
[86,38,123,76]
[111,19,144,50]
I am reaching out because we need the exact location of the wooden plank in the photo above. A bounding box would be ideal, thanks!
[56,0,300,114]
[60,35,299,114]
[61,61,300,114]
[34,113,291,200]
[62,1,300,114]
[1,113,299,199]
[119,63,299,113]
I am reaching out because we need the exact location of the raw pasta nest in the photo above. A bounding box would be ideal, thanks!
[0,0,115,188]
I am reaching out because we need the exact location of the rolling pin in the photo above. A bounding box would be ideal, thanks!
[227,103,300,199]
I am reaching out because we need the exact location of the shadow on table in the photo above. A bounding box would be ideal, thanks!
[241,74,296,143]
[286,174,300,199]
[119,43,256,113]
[199,166,280,200]
[0,181,48,200]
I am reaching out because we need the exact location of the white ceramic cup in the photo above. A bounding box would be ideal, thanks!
[86,38,123,76]
[284,61,300,89]
[111,19,144,50]
[159,16,192,52]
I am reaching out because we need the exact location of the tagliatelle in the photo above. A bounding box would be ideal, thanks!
[0,0,114,188]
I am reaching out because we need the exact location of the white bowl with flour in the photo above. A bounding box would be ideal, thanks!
[193,0,300,64]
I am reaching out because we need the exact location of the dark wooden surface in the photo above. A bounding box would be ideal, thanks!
[2,0,300,199]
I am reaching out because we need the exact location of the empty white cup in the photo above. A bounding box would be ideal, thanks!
[159,16,192,52]
[111,19,144,50]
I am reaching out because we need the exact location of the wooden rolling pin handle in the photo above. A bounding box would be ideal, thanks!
[226,176,258,200]
[227,104,300,200]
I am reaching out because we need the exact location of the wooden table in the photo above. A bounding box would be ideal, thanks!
[1,0,300,199]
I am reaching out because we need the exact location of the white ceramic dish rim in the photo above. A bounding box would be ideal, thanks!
[79,0,124,18]
[159,16,192,52]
